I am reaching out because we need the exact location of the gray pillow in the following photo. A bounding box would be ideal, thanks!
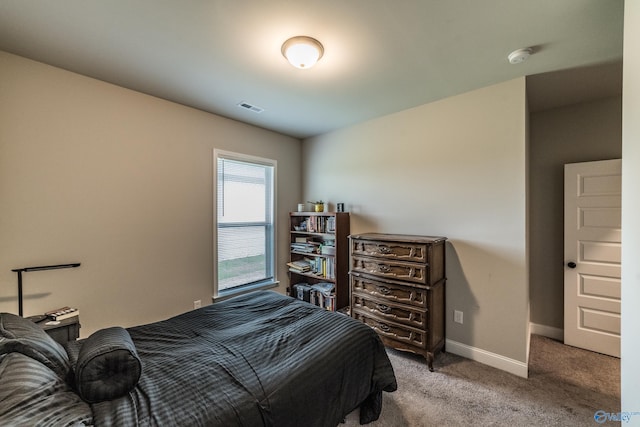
[0,352,92,426]
[75,326,142,403]
[0,312,70,379]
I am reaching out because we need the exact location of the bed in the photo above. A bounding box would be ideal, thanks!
[0,290,397,426]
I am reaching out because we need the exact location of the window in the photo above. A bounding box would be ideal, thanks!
[214,150,277,298]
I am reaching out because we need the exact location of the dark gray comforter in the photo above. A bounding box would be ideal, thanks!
[91,290,397,426]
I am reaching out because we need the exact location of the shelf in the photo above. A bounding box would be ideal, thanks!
[291,231,336,236]
[288,211,350,311]
[290,250,332,258]
[289,270,336,282]
[290,211,337,217]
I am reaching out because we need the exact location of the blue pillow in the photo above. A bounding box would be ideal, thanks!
[74,326,142,403]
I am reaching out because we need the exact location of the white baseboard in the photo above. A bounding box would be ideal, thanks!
[445,339,529,378]
[529,323,564,341]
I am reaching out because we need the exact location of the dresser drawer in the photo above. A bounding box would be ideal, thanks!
[350,274,427,308]
[351,239,428,263]
[352,293,427,329]
[351,255,428,284]
[352,310,427,349]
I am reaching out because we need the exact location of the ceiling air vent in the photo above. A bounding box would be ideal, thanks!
[237,101,264,114]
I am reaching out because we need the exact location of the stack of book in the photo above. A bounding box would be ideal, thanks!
[287,260,312,273]
[45,306,79,321]
[290,242,319,253]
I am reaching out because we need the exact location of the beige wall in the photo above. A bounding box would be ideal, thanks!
[529,97,622,330]
[622,0,640,416]
[303,78,529,364]
[0,52,301,336]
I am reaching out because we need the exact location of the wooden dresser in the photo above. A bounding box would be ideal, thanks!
[349,233,447,371]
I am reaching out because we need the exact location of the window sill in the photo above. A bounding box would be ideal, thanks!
[212,280,279,303]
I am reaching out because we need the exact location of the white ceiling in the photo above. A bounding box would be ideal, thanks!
[0,0,624,139]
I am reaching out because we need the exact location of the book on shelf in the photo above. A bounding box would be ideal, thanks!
[304,216,336,233]
[320,245,335,255]
[45,306,79,321]
[306,257,334,279]
[292,282,336,311]
[288,257,335,279]
[290,242,320,253]
[287,260,312,272]
[311,282,334,296]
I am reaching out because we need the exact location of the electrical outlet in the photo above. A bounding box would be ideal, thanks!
[454,310,464,324]
[194,300,202,309]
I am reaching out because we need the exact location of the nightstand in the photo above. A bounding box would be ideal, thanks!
[41,316,80,345]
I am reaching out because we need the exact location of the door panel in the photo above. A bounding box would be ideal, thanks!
[580,207,621,229]
[580,308,620,334]
[581,275,621,300]
[580,241,621,264]
[564,159,621,357]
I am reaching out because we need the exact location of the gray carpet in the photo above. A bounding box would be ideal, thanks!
[344,335,620,426]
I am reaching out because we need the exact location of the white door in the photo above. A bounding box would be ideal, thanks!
[564,159,621,357]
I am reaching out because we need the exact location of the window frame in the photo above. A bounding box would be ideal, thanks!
[213,149,278,301]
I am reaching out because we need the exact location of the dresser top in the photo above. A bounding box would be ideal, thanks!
[349,233,447,244]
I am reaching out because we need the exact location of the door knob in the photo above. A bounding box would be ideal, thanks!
[567,262,577,269]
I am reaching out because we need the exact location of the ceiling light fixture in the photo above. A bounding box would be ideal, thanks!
[508,48,532,64]
[281,36,324,69]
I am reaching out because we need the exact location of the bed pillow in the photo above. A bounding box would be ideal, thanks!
[75,326,142,403]
[0,352,92,426]
[0,312,70,379]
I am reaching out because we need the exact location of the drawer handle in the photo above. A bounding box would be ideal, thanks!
[378,323,390,332]
[377,264,391,273]
[377,286,391,295]
[377,245,391,254]
[376,304,391,313]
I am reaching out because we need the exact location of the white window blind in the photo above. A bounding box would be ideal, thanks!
[215,152,275,295]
